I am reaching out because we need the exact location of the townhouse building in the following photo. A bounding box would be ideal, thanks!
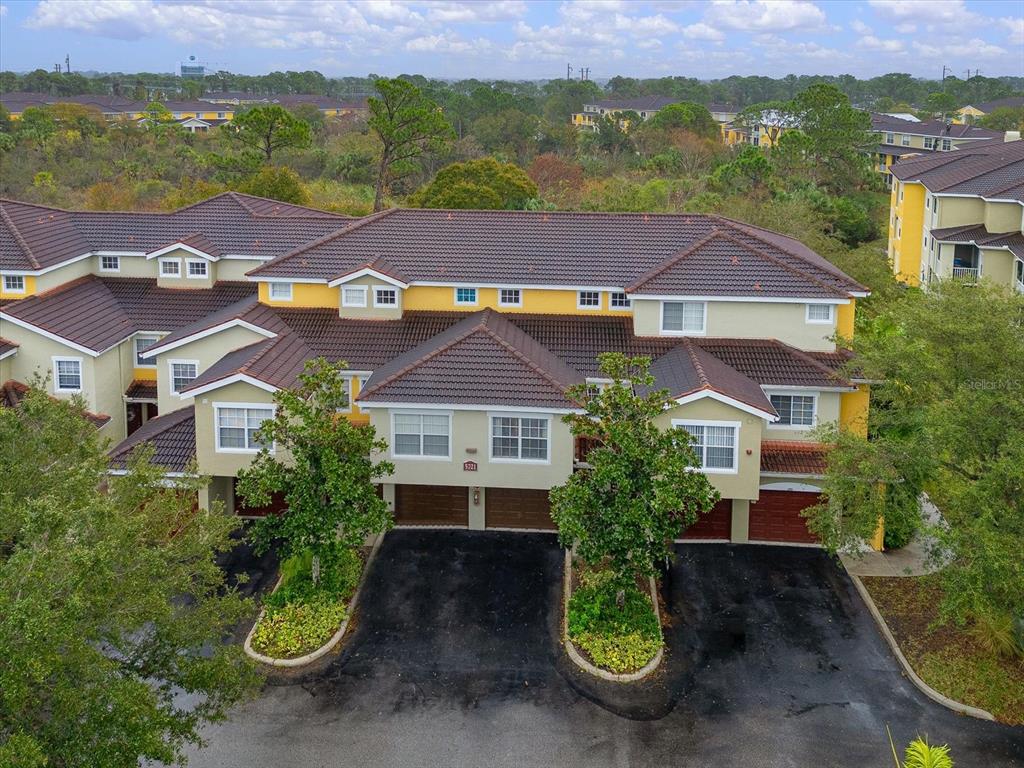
[2,195,875,548]
[871,113,1002,183]
[887,136,1024,290]
[956,96,1024,125]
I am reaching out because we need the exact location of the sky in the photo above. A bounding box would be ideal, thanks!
[0,0,1022,81]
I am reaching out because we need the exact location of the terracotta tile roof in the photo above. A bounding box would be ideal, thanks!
[870,113,1002,140]
[1,276,257,353]
[760,440,829,476]
[696,339,854,389]
[0,337,17,357]
[930,224,1024,259]
[590,96,679,111]
[0,193,350,271]
[249,208,866,299]
[359,309,585,409]
[108,406,196,474]
[1,379,111,427]
[124,380,158,400]
[891,139,1024,203]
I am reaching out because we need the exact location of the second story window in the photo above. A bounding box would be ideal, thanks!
[491,415,549,462]
[187,260,208,279]
[134,336,159,366]
[769,394,816,427]
[374,287,398,307]
[269,282,293,301]
[160,259,181,277]
[924,137,935,150]
[53,357,82,392]
[610,292,631,309]
[661,301,706,334]
[100,255,120,272]
[885,132,894,144]
[941,138,951,151]
[216,406,274,452]
[3,275,25,293]
[806,304,834,323]
[900,134,911,146]
[577,290,601,309]
[393,412,450,458]
[169,360,198,394]
[499,288,522,306]
[342,286,368,307]
[455,287,478,305]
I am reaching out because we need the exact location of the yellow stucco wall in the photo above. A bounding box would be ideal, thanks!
[840,384,870,438]
[836,299,855,339]
[891,181,925,284]
[0,275,37,299]
[259,281,340,307]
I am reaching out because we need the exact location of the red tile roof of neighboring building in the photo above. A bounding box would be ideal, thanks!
[1,379,111,427]
[108,406,196,474]
[930,224,1024,259]
[0,337,17,357]
[124,380,158,401]
[870,113,1002,140]
[760,440,829,475]
[890,138,1024,203]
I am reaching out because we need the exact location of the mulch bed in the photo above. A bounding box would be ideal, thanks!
[862,574,1024,725]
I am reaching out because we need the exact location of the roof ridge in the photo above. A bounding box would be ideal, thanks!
[680,338,711,389]
[0,203,41,269]
[928,154,1024,191]
[711,229,849,297]
[478,313,579,395]
[624,229,722,291]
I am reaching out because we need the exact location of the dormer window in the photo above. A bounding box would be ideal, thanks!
[3,275,25,293]
[159,259,181,277]
[499,288,522,307]
[374,287,398,307]
[610,292,631,309]
[186,259,208,279]
[100,255,120,272]
[661,301,706,335]
[269,282,293,301]
[455,287,478,305]
[342,286,368,307]
[577,291,601,310]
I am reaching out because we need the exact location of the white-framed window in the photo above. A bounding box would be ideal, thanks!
[806,304,834,324]
[3,275,25,293]
[941,138,951,151]
[269,282,293,301]
[1015,259,1024,291]
[898,185,904,202]
[454,287,478,305]
[577,290,601,310]
[673,419,739,473]
[900,133,911,146]
[885,132,894,144]
[134,335,160,366]
[661,301,706,335]
[342,286,368,307]
[499,288,522,307]
[217,112,226,119]
[768,393,817,428]
[374,286,398,307]
[896,220,902,239]
[215,404,275,453]
[923,137,935,150]
[52,356,82,393]
[610,292,631,309]
[186,259,208,279]
[159,258,181,277]
[392,411,451,459]
[168,360,199,394]
[490,414,550,462]
[99,255,120,272]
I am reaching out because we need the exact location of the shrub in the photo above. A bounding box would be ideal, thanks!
[264,544,362,609]
[250,597,348,658]
[969,610,1024,660]
[567,568,662,673]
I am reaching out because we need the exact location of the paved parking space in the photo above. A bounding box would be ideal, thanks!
[186,531,1023,768]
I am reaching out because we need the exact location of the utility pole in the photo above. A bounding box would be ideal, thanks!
[567,63,573,81]
[942,65,952,84]
[65,54,70,74]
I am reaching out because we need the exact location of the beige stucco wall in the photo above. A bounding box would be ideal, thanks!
[35,258,93,292]
[0,352,12,381]
[935,196,985,229]
[763,390,841,441]
[632,299,839,350]
[194,380,277,477]
[984,201,1023,234]
[153,325,269,414]
[217,259,264,282]
[337,275,403,320]
[981,247,1015,286]
[94,254,153,279]
[655,397,763,501]
[154,248,215,289]
[366,407,575,490]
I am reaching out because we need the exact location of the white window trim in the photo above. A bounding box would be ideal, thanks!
[341,285,368,308]
[213,403,276,454]
[498,287,523,307]
[373,285,399,308]
[765,392,818,431]
[609,292,631,310]
[671,418,740,474]
[576,290,602,311]
[52,355,83,393]
[805,303,835,324]
[659,300,707,336]
[488,412,552,465]
[269,282,293,301]
[454,287,478,306]
[159,257,182,277]
[3,275,26,294]
[133,335,160,368]
[99,255,121,273]
[168,358,200,395]
[186,259,209,279]
[390,410,452,461]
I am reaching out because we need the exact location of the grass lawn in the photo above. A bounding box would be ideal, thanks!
[861,574,1024,725]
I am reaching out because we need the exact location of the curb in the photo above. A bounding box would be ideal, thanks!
[562,550,664,683]
[848,571,995,721]
[243,533,384,668]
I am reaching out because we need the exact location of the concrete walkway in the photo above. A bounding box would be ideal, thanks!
[841,496,948,577]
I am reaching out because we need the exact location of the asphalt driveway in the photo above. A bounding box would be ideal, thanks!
[185,531,1023,768]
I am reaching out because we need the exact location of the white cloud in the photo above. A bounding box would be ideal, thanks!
[868,0,979,31]
[1002,16,1024,45]
[703,0,829,33]
[0,4,7,17]
[421,1,527,24]
[682,22,725,42]
[964,38,1008,59]
[405,31,492,55]
[849,19,870,35]
[857,35,904,53]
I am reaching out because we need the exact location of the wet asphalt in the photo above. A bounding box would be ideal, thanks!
[185,529,1024,768]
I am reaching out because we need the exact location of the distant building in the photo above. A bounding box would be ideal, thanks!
[572,96,736,133]
[180,56,205,80]
[871,113,1002,183]
[956,96,1024,124]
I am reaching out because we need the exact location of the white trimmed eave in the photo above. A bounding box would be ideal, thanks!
[672,389,778,422]
[628,293,854,304]
[179,373,280,400]
[356,401,581,415]
[0,347,17,361]
[0,313,102,356]
[760,384,857,393]
[327,268,409,289]
[141,320,277,359]
[1,250,146,277]
[146,242,219,262]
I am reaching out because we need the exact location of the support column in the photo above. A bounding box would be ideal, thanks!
[730,498,750,543]
[468,486,485,530]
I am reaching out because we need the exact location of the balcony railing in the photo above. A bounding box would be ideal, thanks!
[951,266,980,281]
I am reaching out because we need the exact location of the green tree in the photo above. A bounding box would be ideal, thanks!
[238,359,394,585]
[735,100,796,146]
[925,91,960,121]
[470,108,538,162]
[978,106,1024,131]
[409,157,537,209]
[368,77,455,212]
[290,103,326,137]
[15,106,57,147]
[223,104,312,161]
[550,354,720,590]
[644,102,718,140]
[236,164,311,205]
[807,282,1024,626]
[790,84,877,191]
[0,385,260,767]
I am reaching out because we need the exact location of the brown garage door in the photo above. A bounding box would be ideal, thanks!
[749,490,819,544]
[233,478,288,517]
[486,488,556,530]
[394,484,469,526]
[680,498,732,540]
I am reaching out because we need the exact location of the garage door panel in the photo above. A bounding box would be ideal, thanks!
[233,479,287,517]
[395,484,469,526]
[749,491,819,544]
[681,498,732,540]
[486,488,556,530]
